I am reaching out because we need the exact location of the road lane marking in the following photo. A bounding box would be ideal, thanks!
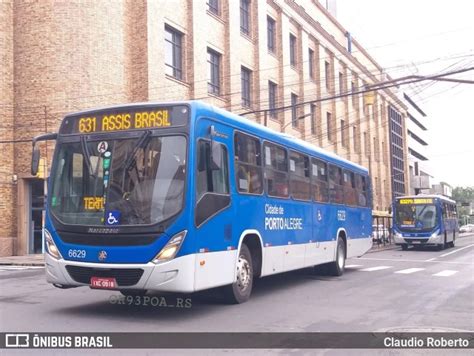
[345,264,362,268]
[360,266,392,272]
[357,257,472,265]
[438,244,474,258]
[395,268,425,274]
[433,270,458,277]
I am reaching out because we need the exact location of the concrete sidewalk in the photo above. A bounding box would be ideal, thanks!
[0,254,45,266]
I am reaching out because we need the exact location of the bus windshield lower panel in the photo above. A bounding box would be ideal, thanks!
[50,135,186,226]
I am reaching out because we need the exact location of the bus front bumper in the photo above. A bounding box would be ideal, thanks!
[393,233,443,246]
[44,253,197,293]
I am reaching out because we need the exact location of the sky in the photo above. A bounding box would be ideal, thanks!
[336,0,474,188]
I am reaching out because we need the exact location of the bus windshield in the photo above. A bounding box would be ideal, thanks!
[395,203,438,231]
[50,135,186,226]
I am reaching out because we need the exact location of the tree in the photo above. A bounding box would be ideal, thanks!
[452,186,474,225]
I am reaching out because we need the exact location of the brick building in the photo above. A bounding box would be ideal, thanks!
[0,0,408,256]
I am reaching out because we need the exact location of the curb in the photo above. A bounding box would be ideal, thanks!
[0,262,45,266]
[368,244,399,253]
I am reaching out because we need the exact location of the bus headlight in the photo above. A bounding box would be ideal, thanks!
[44,229,62,260]
[152,231,187,264]
[394,232,403,239]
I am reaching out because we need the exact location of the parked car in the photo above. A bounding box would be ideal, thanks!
[459,224,474,233]
[372,225,390,244]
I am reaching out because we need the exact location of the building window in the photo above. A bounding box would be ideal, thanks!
[207,48,221,95]
[291,93,298,127]
[363,131,369,156]
[165,25,183,80]
[339,72,344,94]
[289,34,297,66]
[267,16,275,53]
[241,66,251,107]
[325,61,330,89]
[326,112,332,141]
[207,0,219,15]
[353,126,359,152]
[240,0,250,35]
[341,119,346,147]
[351,80,357,106]
[269,81,277,118]
[310,104,316,134]
[309,48,314,79]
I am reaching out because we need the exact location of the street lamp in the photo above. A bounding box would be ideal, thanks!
[282,112,312,132]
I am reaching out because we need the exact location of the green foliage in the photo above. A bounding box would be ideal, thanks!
[453,186,474,224]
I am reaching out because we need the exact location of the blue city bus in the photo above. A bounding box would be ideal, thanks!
[31,101,373,303]
[393,195,459,250]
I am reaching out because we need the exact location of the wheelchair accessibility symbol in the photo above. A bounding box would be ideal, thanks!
[106,211,121,225]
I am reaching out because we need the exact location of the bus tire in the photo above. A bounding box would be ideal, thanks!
[120,289,147,297]
[327,237,346,276]
[223,244,253,304]
[449,233,455,248]
[401,244,408,251]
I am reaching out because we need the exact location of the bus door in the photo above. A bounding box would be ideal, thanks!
[193,118,235,290]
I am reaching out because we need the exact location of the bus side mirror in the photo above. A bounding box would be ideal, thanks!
[31,147,40,176]
[210,141,222,171]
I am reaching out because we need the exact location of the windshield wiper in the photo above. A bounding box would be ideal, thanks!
[122,130,152,172]
[80,135,95,176]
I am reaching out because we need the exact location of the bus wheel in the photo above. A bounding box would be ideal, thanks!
[224,244,253,304]
[120,289,147,297]
[328,237,346,276]
[401,244,408,251]
[450,234,456,248]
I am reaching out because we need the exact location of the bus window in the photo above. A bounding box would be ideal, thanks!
[328,165,344,204]
[311,158,328,202]
[195,139,230,226]
[234,132,263,194]
[355,174,368,207]
[343,170,356,206]
[263,142,289,198]
[197,140,229,199]
[289,151,310,201]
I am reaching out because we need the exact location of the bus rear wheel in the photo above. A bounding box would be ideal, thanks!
[327,237,346,276]
[223,244,253,304]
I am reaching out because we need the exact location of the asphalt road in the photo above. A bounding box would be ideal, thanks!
[0,234,473,354]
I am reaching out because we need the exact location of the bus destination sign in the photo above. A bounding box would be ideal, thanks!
[60,105,189,134]
[398,198,434,205]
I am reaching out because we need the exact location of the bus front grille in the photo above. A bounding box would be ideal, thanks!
[65,266,144,286]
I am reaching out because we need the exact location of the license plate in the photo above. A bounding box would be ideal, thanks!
[411,241,421,244]
[90,277,117,289]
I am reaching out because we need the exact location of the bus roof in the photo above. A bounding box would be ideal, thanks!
[63,100,369,175]
[395,194,456,204]
[200,101,368,174]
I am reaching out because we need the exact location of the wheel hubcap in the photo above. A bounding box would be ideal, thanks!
[236,256,251,291]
